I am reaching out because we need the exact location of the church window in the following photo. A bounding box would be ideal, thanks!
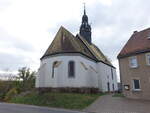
[112,83,115,91]
[111,68,114,80]
[68,61,75,78]
[52,61,57,78]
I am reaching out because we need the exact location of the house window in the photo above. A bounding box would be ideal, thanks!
[52,61,57,78]
[147,33,150,39]
[111,68,113,80]
[129,56,138,68]
[133,79,141,90]
[146,53,150,65]
[68,61,75,78]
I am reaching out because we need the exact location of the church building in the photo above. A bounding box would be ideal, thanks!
[36,8,118,93]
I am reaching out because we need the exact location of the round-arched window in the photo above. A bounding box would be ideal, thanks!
[52,61,58,78]
[68,61,75,78]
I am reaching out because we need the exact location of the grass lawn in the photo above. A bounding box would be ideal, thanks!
[9,92,103,110]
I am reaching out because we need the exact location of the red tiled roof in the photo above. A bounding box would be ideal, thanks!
[118,28,150,58]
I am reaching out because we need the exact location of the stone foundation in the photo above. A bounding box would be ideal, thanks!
[37,87,99,94]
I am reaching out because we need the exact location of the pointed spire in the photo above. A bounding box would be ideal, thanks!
[83,2,86,15]
[79,3,92,44]
[82,2,88,23]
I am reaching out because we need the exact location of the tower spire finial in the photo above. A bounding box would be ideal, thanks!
[80,3,92,44]
[83,2,86,15]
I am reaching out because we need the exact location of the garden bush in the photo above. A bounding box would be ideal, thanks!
[4,88,18,101]
[0,80,13,100]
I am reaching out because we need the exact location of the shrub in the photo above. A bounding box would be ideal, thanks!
[0,80,13,100]
[4,88,18,101]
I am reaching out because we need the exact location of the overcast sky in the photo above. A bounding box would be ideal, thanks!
[0,0,150,80]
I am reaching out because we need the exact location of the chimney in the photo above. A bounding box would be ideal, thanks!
[133,31,138,34]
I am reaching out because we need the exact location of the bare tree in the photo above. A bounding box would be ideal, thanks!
[18,67,36,91]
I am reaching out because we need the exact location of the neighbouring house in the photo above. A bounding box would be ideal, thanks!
[36,8,118,93]
[118,28,150,100]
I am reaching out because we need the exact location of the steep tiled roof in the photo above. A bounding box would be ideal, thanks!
[77,34,112,65]
[118,28,150,58]
[41,26,113,66]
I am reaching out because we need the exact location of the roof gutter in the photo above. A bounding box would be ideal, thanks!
[41,52,116,69]
[117,49,150,59]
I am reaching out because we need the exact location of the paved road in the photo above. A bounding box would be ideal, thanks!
[0,103,86,113]
[84,94,150,113]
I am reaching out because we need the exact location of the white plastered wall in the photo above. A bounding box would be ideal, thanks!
[97,62,118,92]
[36,54,118,92]
[36,55,98,88]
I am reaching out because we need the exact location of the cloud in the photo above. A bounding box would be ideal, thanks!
[0,27,35,51]
[85,0,150,60]
[0,0,12,11]
[0,52,27,71]
[0,27,38,71]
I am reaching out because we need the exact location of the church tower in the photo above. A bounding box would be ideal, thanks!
[79,5,92,44]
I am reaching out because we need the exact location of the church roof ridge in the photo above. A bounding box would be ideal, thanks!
[40,8,114,67]
[41,26,114,68]
[77,34,112,65]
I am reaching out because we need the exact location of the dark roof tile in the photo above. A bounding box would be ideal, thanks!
[41,26,113,66]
